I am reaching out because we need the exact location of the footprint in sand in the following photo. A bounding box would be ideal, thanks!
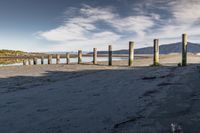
[36,108,49,112]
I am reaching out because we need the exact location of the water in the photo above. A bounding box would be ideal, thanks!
[0,57,128,67]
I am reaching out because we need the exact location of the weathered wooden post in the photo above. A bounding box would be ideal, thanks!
[66,53,70,64]
[33,58,37,65]
[48,55,52,64]
[23,60,27,65]
[28,59,32,65]
[93,48,97,65]
[78,50,82,64]
[108,45,112,66]
[129,42,134,66]
[41,56,44,65]
[56,54,60,64]
[182,33,187,66]
[153,39,159,66]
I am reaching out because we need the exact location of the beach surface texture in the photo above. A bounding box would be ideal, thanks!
[0,54,200,133]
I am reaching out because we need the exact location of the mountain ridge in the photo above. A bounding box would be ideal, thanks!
[95,42,200,54]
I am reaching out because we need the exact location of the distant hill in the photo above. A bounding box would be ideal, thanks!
[46,51,89,54]
[95,42,200,54]
[0,50,27,56]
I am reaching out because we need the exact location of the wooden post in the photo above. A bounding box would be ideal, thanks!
[33,58,37,65]
[78,50,82,64]
[23,60,27,65]
[48,55,52,64]
[56,54,60,64]
[182,33,187,66]
[153,39,159,66]
[66,53,70,64]
[129,42,134,66]
[93,48,97,65]
[28,59,31,65]
[108,45,112,66]
[41,56,44,65]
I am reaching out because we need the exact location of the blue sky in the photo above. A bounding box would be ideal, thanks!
[1,0,200,52]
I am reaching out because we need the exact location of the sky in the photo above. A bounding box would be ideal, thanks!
[1,0,200,52]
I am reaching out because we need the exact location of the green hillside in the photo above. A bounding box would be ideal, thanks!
[0,50,27,56]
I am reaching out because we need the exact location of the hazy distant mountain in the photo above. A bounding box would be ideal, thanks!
[46,51,89,54]
[95,42,200,54]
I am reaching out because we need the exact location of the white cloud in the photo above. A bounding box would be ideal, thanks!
[152,0,200,40]
[37,1,200,51]
[37,5,156,51]
[39,24,88,42]
[170,0,200,24]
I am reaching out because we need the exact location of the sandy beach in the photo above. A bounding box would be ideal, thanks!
[0,54,200,133]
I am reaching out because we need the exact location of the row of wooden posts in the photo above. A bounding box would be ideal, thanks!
[23,33,188,66]
[152,33,188,66]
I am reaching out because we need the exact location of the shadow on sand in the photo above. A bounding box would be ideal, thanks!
[0,64,200,133]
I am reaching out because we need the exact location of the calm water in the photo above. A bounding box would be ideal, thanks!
[0,57,128,67]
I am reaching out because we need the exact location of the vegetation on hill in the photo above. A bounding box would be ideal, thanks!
[0,59,23,65]
[0,50,27,56]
